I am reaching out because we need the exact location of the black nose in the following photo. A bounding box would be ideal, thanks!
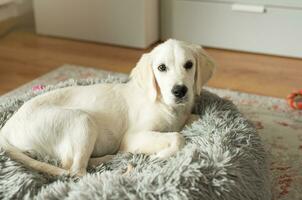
[172,85,188,98]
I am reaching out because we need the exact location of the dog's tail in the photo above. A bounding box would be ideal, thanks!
[0,134,68,176]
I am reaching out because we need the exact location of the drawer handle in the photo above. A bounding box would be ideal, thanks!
[231,4,266,13]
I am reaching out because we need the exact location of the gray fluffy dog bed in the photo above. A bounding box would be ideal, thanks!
[0,77,271,200]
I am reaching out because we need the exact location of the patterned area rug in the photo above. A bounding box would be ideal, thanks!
[1,64,302,200]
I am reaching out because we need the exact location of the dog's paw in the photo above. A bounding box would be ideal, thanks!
[169,132,185,151]
[153,132,185,159]
[68,168,87,178]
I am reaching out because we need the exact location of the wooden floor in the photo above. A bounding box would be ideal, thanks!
[0,30,302,98]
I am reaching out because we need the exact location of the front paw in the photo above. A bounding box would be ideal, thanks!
[153,132,185,159]
[170,132,185,151]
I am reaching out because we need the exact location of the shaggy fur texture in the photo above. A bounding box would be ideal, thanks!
[0,77,271,200]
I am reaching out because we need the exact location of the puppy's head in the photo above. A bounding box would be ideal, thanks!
[130,39,216,106]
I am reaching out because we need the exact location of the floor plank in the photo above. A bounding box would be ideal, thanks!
[0,30,301,98]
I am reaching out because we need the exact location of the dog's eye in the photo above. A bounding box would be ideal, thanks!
[184,61,193,70]
[158,64,167,72]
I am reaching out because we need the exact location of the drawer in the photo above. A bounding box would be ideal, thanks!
[161,0,302,58]
[187,0,302,9]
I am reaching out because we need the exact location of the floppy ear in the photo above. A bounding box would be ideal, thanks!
[190,45,216,95]
[130,53,158,102]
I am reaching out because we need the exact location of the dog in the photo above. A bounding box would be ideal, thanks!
[0,39,215,177]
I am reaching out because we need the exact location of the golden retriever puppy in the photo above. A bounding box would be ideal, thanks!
[0,39,215,176]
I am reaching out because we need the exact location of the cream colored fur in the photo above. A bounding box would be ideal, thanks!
[0,39,215,176]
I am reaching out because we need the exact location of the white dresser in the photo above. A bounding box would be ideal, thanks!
[33,0,159,48]
[161,0,302,58]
